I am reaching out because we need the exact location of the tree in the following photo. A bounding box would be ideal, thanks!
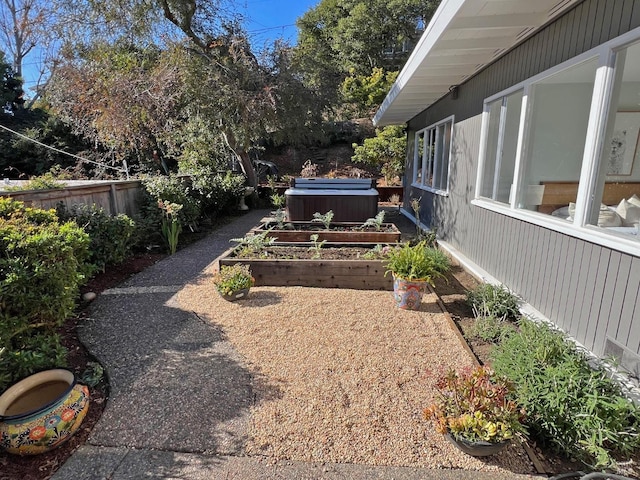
[341,67,398,117]
[352,125,406,185]
[295,0,439,116]
[46,42,183,174]
[0,50,23,112]
[46,1,321,185]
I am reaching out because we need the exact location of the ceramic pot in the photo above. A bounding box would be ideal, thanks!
[0,369,90,455]
[393,275,428,310]
[445,433,510,457]
[220,287,250,301]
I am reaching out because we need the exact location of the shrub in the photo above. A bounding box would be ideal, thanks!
[491,319,640,468]
[142,174,201,226]
[468,315,515,343]
[384,241,450,285]
[0,198,90,390]
[57,203,137,272]
[466,283,520,320]
[187,168,245,215]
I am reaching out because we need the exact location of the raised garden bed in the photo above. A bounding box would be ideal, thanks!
[252,221,401,243]
[218,245,392,290]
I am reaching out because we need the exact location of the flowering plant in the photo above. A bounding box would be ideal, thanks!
[424,366,525,443]
[158,200,183,255]
[212,264,254,296]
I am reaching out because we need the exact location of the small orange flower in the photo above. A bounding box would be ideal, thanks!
[29,426,46,440]
[61,408,76,422]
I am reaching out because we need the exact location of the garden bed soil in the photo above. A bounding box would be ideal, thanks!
[253,221,401,243]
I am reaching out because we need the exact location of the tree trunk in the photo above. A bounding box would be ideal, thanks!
[221,131,258,187]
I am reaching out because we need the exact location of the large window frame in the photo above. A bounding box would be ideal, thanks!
[412,116,454,194]
[474,27,640,258]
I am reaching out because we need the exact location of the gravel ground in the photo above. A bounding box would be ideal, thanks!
[177,275,536,475]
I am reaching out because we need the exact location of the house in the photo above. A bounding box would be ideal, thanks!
[375,0,640,379]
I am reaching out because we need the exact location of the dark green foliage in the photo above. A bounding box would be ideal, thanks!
[0,51,24,113]
[491,320,640,468]
[186,168,246,216]
[0,108,89,179]
[142,174,202,226]
[57,203,137,272]
[0,198,90,390]
[466,283,520,320]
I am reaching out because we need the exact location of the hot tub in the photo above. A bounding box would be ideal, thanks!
[285,178,379,222]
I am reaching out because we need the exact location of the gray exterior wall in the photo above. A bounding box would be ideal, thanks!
[405,0,640,373]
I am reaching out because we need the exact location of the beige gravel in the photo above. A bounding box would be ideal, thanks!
[177,273,536,475]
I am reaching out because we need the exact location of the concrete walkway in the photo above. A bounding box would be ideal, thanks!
[52,209,543,480]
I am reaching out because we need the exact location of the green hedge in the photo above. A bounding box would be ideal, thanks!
[0,198,90,390]
[57,203,136,272]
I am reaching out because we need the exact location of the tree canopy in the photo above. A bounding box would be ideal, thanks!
[295,0,439,115]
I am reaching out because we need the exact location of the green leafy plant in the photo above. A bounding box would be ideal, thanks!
[308,233,326,259]
[468,316,516,343]
[271,208,288,229]
[270,193,285,209]
[57,203,136,272]
[212,264,254,296]
[231,230,276,257]
[142,175,201,227]
[361,243,393,260]
[81,361,105,387]
[467,283,520,320]
[0,198,90,390]
[312,210,334,229]
[158,200,183,255]
[351,124,405,185]
[424,365,526,443]
[491,319,640,468]
[384,241,450,285]
[360,210,386,231]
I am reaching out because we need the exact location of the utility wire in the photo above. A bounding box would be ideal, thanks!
[0,122,129,178]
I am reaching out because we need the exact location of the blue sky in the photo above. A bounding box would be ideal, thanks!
[241,0,319,47]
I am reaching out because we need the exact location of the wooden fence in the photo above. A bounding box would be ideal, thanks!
[0,180,143,217]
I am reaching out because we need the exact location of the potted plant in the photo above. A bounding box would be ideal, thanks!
[423,366,526,457]
[383,241,450,310]
[213,264,254,301]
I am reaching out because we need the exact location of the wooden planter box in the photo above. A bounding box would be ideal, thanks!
[252,221,401,244]
[218,246,392,290]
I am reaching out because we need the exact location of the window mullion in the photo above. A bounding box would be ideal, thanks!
[511,86,532,209]
[433,126,441,189]
[492,98,508,200]
[575,49,617,226]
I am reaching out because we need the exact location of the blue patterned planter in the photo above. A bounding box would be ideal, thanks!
[393,276,428,310]
[0,369,90,455]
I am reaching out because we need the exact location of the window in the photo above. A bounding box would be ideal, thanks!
[413,117,453,193]
[480,90,523,204]
[476,33,640,249]
[589,41,640,233]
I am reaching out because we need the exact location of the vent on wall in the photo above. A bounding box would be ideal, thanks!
[549,0,579,18]
[604,337,640,388]
[516,26,536,42]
